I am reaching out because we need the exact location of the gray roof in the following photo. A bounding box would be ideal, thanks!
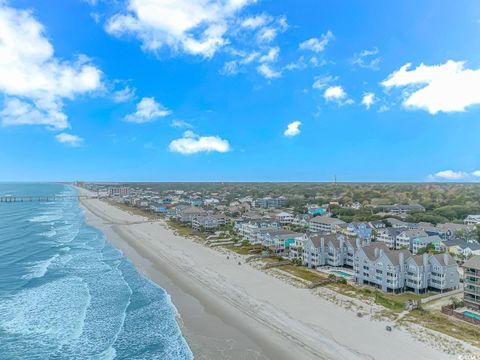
[431,253,455,267]
[443,239,480,251]
[361,243,390,261]
[308,234,337,248]
[383,249,411,266]
[309,216,345,225]
[464,255,480,269]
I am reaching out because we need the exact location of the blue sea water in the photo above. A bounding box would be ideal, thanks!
[0,183,193,359]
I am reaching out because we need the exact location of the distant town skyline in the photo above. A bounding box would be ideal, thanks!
[1,1,480,182]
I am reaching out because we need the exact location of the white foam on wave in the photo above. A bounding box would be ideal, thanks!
[21,254,59,280]
[0,277,91,344]
[29,210,63,223]
[39,229,57,238]
[21,254,73,280]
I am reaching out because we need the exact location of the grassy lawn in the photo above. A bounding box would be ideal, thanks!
[404,309,480,348]
[224,244,263,255]
[324,283,434,312]
[106,200,162,220]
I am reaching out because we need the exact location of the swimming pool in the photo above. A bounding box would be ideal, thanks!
[333,270,353,278]
[464,311,480,321]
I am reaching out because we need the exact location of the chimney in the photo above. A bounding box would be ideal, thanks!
[399,252,404,265]
[423,253,428,266]
[444,253,449,265]
[355,237,360,249]
[374,247,379,258]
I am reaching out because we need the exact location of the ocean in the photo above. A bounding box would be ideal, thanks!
[0,183,193,359]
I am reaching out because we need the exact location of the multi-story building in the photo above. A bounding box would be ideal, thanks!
[463,256,480,310]
[376,227,405,249]
[375,204,425,215]
[275,211,294,225]
[176,206,207,223]
[108,186,128,197]
[303,234,358,268]
[192,215,226,231]
[262,229,303,253]
[354,244,459,293]
[253,197,285,209]
[464,215,480,226]
[396,229,428,250]
[308,216,345,233]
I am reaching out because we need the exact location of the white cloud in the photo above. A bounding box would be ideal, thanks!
[284,121,301,137]
[169,130,231,154]
[351,47,381,70]
[105,0,255,58]
[324,86,346,101]
[473,170,480,177]
[55,133,84,147]
[312,75,335,89]
[433,170,468,180]
[382,60,480,114]
[257,63,281,79]
[362,92,375,109]
[113,86,136,103]
[299,31,333,53]
[170,119,193,129]
[259,47,279,63]
[241,14,269,29]
[257,26,276,42]
[125,97,171,123]
[0,5,102,130]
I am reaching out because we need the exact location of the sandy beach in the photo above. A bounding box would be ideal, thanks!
[78,190,464,360]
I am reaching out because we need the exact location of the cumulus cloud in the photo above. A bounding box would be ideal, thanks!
[105,0,256,58]
[432,170,468,180]
[125,97,171,123]
[351,47,381,70]
[284,121,301,137]
[382,60,480,114]
[299,31,333,53]
[362,92,375,109]
[55,133,84,147]
[168,130,231,154]
[257,63,281,79]
[0,5,103,131]
[473,170,480,177]
[324,86,346,101]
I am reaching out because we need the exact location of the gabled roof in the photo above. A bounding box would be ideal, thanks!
[430,253,455,266]
[464,255,480,269]
[309,216,345,225]
[443,239,480,250]
[361,243,390,261]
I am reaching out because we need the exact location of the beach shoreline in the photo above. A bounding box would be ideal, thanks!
[77,188,466,360]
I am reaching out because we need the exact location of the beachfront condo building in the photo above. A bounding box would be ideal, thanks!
[355,244,459,293]
[463,256,480,310]
[302,234,358,268]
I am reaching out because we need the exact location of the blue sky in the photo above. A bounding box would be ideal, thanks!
[1,0,480,182]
